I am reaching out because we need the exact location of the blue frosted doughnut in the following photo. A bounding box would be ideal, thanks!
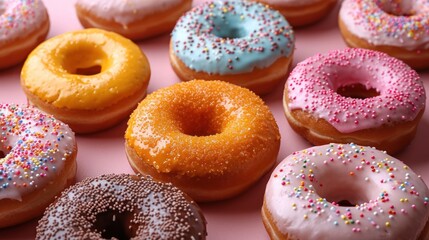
[170,0,295,94]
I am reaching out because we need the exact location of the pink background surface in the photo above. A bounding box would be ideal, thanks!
[1,0,429,239]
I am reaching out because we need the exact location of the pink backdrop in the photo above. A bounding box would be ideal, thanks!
[1,0,428,239]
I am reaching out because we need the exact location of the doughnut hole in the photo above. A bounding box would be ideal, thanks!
[0,145,10,159]
[93,210,136,240]
[375,0,416,17]
[61,43,106,76]
[171,99,227,137]
[336,83,380,99]
[331,70,381,99]
[312,170,374,206]
[211,16,248,39]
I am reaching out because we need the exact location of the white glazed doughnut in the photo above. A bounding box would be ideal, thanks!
[263,143,429,240]
[0,0,49,69]
[253,0,337,27]
[0,104,77,228]
[75,0,192,40]
[339,0,429,69]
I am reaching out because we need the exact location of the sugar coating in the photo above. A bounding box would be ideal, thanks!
[0,104,75,200]
[125,80,280,177]
[0,0,48,42]
[264,143,429,239]
[340,0,429,50]
[171,0,294,75]
[36,174,207,240]
[286,48,426,133]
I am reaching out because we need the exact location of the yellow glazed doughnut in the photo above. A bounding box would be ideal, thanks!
[125,80,281,202]
[21,28,150,134]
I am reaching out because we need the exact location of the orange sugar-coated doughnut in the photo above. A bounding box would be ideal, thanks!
[0,104,77,228]
[21,28,150,134]
[125,80,281,202]
[75,0,192,40]
[0,0,49,69]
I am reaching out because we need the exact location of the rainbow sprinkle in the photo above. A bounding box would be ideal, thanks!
[265,143,429,239]
[0,104,75,200]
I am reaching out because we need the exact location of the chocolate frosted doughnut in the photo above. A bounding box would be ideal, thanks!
[36,174,207,239]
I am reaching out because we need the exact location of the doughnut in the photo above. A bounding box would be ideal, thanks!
[0,104,77,228]
[125,80,280,202]
[75,0,192,40]
[339,0,429,70]
[36,174,207,239]
[262,143,429,240]
[0,0,49,69]
[252,0,337,27]
[21,28,151,134]
[169,0,295,95]
[283,48,426,154]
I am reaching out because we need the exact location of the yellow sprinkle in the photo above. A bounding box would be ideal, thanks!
[385,222,391,227]
[303,215,308,219]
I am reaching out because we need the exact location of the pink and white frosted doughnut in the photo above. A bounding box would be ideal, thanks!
[262,143,429,240]
[75,0,192,40]
[283,48,426,154]
[253,0,337,27]
[339,0,429,69]
[0,104,77,228]
[0,0,50,69]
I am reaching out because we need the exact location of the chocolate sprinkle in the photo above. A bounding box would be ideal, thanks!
[36,174,207,240]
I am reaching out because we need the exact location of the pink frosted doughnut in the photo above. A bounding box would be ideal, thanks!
[283,48,426,154]
[262,143,429,240]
